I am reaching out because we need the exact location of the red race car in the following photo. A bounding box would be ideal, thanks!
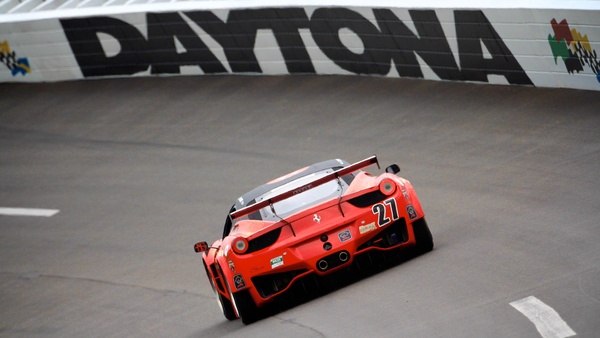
[194,155,433,324]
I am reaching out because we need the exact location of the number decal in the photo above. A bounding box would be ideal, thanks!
[372,203,389,227]
[385,198,399,221]
[372,198,399,227]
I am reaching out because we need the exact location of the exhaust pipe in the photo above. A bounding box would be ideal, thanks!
[339,251,349,262]
[317,251,351,271]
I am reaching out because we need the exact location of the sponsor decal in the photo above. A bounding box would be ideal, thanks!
[338,229,352,242]
[293,184,313,195]
[313,214,321,223]
[407,205,418,220]
[228,260,235,271]
[233,274,246,290]
[0,40,31,76]
[548,18,599,84]
[359,222,377,235]
[270,255,284,269]
[60,9,531,85]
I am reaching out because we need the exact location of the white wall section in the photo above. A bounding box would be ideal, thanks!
[1,1,598,90]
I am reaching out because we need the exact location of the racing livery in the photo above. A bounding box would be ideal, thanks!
[194,155,433,324]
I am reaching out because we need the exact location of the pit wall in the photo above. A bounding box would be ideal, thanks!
[1,1,599,91]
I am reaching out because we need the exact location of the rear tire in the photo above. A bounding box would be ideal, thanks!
[412,217,434,253]
[232,290,261,325]
[206,266,237,321]
[218,292,237,320]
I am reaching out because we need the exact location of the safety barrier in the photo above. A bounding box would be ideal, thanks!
[1,1,598,90]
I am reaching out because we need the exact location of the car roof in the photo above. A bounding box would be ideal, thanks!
[234,158,350,210]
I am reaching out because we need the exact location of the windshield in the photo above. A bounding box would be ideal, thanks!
[256,169,345,221]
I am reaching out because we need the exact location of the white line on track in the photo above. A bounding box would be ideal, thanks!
[0,207,60,217]
[510,296,576,338]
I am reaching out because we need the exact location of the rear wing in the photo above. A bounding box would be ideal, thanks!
[230,155,379,220]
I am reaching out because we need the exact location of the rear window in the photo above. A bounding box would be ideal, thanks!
[256,169,346,221]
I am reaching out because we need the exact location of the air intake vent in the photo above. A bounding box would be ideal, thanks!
[347,190,387,207]
[246,227,282,254]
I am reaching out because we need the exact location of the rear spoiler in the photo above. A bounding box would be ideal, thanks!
[230,155,379,220]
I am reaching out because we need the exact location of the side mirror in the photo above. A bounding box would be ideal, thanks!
[194,241,209,253]
[385,164,400,174]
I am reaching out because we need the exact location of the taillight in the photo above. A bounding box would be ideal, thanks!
[379,179,396,196]
[232,237,249,254]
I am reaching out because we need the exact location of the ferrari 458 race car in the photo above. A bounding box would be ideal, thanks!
[194,155,433,324]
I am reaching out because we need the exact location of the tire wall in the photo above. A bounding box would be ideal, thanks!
[1,2,599,90]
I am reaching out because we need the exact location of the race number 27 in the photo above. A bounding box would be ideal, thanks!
[372,198,399,227]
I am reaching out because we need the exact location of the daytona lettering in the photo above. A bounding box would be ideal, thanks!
[60,8,532,85]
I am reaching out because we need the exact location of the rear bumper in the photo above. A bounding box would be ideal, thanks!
[246,217,415,303]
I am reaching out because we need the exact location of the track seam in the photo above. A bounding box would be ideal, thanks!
[2,271,210,299]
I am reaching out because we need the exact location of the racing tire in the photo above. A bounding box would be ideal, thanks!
[232,289,261,325]
[206,266,237,321]
[412,217,434,253]
[218,292,237,321]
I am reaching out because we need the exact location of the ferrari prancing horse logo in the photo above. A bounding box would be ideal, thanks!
[313,214,321,223]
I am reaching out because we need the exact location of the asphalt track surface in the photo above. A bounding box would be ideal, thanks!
[1,75,599,338]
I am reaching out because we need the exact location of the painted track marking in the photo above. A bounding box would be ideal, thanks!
[510,296,576,338]
[0,207,59,217]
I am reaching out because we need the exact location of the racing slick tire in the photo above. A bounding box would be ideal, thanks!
[232,289,261,325]
[218,291,237,321]
[205,264,237,320]
[412,217,434,253]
